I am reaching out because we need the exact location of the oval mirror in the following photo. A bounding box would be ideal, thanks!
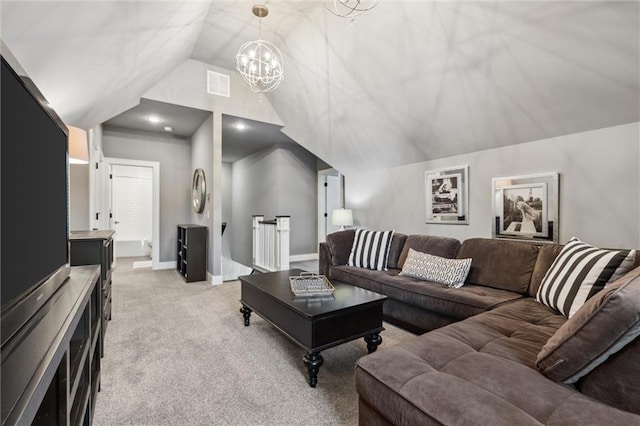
[191,168,206,213]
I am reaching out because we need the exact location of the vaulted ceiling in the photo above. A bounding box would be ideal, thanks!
[1,1,638,173]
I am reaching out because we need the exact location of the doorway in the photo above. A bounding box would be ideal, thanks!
[318,169,343,243]
[105,158,160,269]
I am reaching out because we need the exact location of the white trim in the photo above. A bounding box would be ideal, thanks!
[156,261,177,270]
[132,260,152,269]
[317,168,336,245]
[290,253,319,262]
[104,157,161,271]
[208,272,224,285]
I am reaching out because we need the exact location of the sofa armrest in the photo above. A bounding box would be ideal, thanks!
[319,242,331,276]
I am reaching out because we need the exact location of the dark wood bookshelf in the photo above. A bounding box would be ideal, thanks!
[1,266,101,425]
[177,225,207,282]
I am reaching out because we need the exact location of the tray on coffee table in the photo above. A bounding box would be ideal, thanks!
[289,272,335,296]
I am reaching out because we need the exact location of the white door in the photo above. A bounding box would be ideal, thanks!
[318,170,343,243]
[325,174,342,235]
[110,164,153,258]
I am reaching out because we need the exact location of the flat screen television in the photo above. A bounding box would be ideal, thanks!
[1,55,70,347]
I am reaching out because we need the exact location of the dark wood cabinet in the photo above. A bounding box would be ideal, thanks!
[177,225,207,282]
[70,230,115,358]
[1,266,101,425]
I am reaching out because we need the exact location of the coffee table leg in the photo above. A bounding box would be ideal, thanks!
[240,305,252,326]
[364,333,382,353]
[303,352,324,388]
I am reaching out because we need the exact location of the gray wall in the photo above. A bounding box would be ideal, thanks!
[190,114,214,273]
[102,128,192,262]
[69,164,90,231]
[143,60,283,279]
[346,122,640,249]
[231,144,318,267]
[221,162,233,258]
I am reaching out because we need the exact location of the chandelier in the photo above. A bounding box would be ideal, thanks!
[322,0,380,19]
[235,5,284,93]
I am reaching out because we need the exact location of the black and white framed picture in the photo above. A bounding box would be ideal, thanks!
[425,165,468,224]
[500,183,547,237]
[492,172,559,243]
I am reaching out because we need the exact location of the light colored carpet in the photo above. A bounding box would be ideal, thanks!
[93,258,413,425]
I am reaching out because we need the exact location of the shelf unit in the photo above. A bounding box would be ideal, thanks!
[1,266,101,425]
[177,225,207,282]
[70,230,115,358]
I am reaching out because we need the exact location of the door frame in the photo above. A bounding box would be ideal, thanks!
[104,157,160,270]
[318,168,344,244]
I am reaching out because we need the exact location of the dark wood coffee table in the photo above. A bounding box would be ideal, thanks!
[239,269,387,387]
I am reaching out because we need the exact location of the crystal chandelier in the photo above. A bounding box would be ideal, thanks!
[235,5,284,93]
[322,0,380,18]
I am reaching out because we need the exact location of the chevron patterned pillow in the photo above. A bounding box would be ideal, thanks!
[399,248,471,288]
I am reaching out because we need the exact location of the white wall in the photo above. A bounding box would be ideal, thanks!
[231,144,318,267]
[347,122,640,249]
[102,128,191,262]
[271,2,639,175]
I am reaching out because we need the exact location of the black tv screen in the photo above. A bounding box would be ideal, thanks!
[1,56,69,313]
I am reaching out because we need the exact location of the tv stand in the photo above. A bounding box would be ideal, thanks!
[1,266,101,425]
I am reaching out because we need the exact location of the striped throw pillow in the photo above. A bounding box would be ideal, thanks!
[536,238,636,317]
[348,229,395,271]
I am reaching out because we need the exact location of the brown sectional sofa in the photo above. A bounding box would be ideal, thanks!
[318,230,640,425]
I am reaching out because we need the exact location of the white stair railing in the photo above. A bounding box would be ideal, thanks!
[252,215,290,272]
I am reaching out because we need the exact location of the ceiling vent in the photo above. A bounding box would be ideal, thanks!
[207,70,230,97]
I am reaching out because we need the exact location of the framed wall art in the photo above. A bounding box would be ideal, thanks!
[425,165,468,224]
[492,172,559,243]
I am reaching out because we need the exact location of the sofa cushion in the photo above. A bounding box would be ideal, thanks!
[348,228,395,270]
[325,229,355,266]
[536,238,637,317]
[397,235,461,269]
[578,336,640,415]
[399,249,471,288]
[529,244,564,297]
[457,238,539,293]
[330,265,523,320]
[356,298,640,425]
[536,266,640,383]
[386,233,407,270]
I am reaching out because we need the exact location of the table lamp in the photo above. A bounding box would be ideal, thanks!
[332,208,353,231]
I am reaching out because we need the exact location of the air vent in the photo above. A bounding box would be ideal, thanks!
[207,70,230,97]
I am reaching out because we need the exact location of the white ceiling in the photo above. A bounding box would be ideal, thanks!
[1,1,638,172]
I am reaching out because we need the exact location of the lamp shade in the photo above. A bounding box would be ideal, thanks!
[332,208,353,227]
[68,126,88,164]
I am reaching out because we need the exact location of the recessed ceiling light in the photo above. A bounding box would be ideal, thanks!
[235,122,247,131]
[164,126,173,132]
[147,115,161,124]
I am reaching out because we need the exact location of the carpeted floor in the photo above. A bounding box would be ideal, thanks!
[93,258,413,425]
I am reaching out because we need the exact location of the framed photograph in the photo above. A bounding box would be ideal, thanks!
[425,165,468,224]
[492,172,559,243]
[499,183,547,237]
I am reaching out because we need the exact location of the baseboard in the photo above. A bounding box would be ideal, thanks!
[132,260,152,269]
[155,261,177,270]
[208,272,223,285]
[289,253,319,262]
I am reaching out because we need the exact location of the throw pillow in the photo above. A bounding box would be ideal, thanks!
[536,266,640,383]
[536,238,636,317]
[347,229,395,271]
[399,248,471,288]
